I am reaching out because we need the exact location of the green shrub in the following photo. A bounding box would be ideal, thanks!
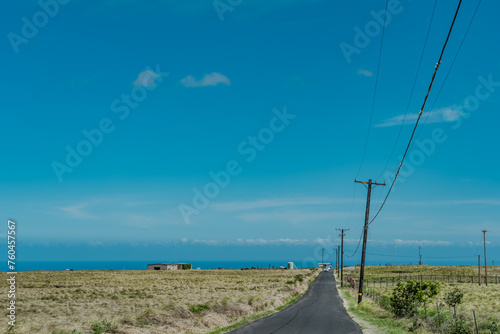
[182,264,192,270]
[444,287,464,308]
[294,274,304,283]
[408,317,423,332]
[390,280,440,317]
[90,319,115,334]
[443,319,473,334]
[189,304,211,314]
[479,321,499,334]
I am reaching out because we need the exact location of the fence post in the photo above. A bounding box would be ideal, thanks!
[473,310,479,334]
[454,306,457,328]
[436,303,441,328]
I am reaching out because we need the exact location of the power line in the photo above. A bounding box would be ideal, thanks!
[344,249,477,259]
[369,0,464,225]
[377,0,438,180]
[356,0,389,178]
[346,227,364,258]
[413,0,482,142]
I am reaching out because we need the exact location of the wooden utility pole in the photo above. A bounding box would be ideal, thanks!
[419,246,422,265]
[336,228,349,287]
[337,245,340,275]
[322,248,325,266]
[478,255,481,286]
[482,230,488,286]
[335,246,339,275]
[355,178,386,304]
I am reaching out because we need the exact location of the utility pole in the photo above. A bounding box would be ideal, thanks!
[355,178,386,304]
[322,248,325,266]
[336,228,349,287]
[337,245,340,275]
[478,255,481,286]
[335,247,338,275]
[419,246,422,265]
[482,230,488,286]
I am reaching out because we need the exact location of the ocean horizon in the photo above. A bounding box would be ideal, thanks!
[8,258,484,272]
[12,260,308,271]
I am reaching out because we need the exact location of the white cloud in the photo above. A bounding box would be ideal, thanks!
[182,238,333,246]
[237,210,350,223]
[213,197,354,211]
[407,199,500,207]
[358,69,373,77]
[376,106,465,127]
[133,70,161,87]
[394,239,453,246]
[180,72,230,87]
[59,199,105,219]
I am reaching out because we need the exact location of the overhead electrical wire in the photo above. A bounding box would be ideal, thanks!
[346,228,364,258]
[343,250,477,259]
[377,0,438,181]
[369,0,464,226]
[355,0,389,179]
[412,0,482,143]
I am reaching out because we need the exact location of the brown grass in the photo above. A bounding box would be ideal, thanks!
[341,265,500,333]
[1,268,319,333]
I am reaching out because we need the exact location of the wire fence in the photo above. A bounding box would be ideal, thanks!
[344,277,499,334]
[360,274,500,286]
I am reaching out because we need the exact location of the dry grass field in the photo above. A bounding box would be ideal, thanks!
[340,265,500,333]
[1,268,319,334]
[344,264,500,278]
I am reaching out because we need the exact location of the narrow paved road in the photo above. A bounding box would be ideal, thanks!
[228,272,362,334]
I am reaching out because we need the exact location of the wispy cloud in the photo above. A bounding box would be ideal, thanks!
[237,210,350,223]
[59,199,107,219]
[213,197,354,211]
[181,238,340,246]
[133,70,161,87]
[179,238,455,247]
[406,199,500,207]
[394,239,453,246]
[376,106,465,127]
[358,69,373,77]
[180,72,230,87]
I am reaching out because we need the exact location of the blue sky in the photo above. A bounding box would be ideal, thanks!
[1,0,499,266]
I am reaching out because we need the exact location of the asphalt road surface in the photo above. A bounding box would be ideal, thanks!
[228,271,363,334]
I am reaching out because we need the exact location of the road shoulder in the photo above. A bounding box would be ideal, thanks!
[336,285,381,334]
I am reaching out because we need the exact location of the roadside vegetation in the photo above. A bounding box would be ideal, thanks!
[338,265,500,334]
[1,268,319,333]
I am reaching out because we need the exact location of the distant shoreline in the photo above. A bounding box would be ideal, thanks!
[7,261,489,272]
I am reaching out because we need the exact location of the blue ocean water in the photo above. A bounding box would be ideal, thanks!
[9,258,479,272]
[14,260,309,271]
